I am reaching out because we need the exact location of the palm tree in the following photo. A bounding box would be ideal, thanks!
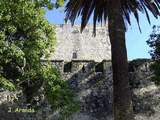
[65,0,160,120]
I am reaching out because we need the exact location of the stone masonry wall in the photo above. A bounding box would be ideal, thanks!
[52,60,113,120]
[50,24,111,62]
[0,59,160,120]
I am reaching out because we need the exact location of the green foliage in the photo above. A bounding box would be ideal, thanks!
[147,25,160,85]
[0,0,56,89]
[43,65,80,119]
[0,75,16,91]
[35,0,64,9]
[0,0,79,119]
[55,0,65,8]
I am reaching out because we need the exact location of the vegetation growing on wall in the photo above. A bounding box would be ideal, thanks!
[0,0,79,119]
[147,25,160,85]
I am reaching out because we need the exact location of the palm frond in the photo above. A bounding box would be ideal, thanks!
[65,0,160,34]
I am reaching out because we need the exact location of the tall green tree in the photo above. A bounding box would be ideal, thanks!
[65,0,160,120]
[0,0,79,119]
[147,25,160,85]
[0,0,57,93]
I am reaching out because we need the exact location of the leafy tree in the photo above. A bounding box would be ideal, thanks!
[0,0,79,119]
[147,25,160,85]
[65,0,160,120]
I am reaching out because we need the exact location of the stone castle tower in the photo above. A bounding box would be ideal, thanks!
[51,24,111,62]
[49,24,113,120]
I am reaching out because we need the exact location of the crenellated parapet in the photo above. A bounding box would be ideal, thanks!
[41,59,112,77]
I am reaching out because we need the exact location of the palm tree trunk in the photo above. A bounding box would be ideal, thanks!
[108,0,134,120]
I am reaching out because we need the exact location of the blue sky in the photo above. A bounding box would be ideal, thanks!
[45,8,160,60]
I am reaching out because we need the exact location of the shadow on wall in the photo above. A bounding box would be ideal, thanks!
[52,59,159,120]
[58,60,113,119]
[0,59,159,120]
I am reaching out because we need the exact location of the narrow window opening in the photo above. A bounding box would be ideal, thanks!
[72,52,77,59]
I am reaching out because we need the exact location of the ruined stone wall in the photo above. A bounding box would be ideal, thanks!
[0,59,160,120]
[51,60,113,120]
